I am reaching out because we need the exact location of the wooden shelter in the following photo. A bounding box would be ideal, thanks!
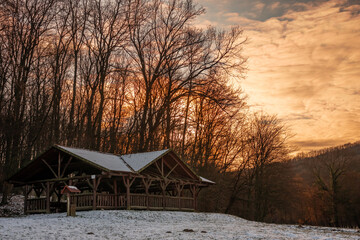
[8,145,214,214]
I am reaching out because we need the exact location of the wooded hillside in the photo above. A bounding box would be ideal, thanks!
[199,142,360,227]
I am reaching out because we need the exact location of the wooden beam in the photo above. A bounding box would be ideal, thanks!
[61,157,72,178]
[42,159,58,178]
[34,185,44,198]
[26,175,92,185]
[165,163,179,178]
[169,152,198,180]
[57,153,62,179]
[154,161,163,177]
[161,157,164,177]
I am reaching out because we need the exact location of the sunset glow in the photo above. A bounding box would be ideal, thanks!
[197,0,360,152]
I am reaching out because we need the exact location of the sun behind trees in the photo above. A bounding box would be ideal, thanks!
[0,0,246,203]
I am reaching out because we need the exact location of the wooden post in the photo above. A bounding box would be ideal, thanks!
[142,178,152,210]
[46,182,50,213]
[191,185,199,211]
[123,176,135,210]
[66,193,70,216]
[23,185,28,214]
[176,182,184,210]
[58,152,61,178]
[113,178,118,208]
[92,177,97,210]
[126,178,131,210]
[160,180,168,210]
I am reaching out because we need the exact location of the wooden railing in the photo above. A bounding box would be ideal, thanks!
[130,194,194,210]
[26,194,193,213]
[148,195,163,208]
[179,197,194,210]
[130,193,147,207]
[118,194,126,207]
[70,193,126,210]
[71,194,93,210]
[164,196,179,209]
[26,198,46,212]
[97,194,126,209]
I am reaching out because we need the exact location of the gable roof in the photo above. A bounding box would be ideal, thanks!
[55,145,174,174]
[120,149,170,172]
[8,145,214,185]
[55,145,132,172]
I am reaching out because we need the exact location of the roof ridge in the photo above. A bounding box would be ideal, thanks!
[56,145,119,157]
[121,149,169,156]
[119,155,135,172]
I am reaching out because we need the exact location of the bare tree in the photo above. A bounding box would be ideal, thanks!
[244,113,291,221]
[0,0,56,204]
[125,0,245,152]
[311,150,349,226]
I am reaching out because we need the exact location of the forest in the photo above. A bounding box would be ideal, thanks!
[0,0,359,227]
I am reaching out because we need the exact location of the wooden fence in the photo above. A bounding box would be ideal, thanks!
[130,194,194,210]
[26,198,47,213]
[26,193,194,213]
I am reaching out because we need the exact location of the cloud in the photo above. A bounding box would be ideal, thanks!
[197,0,360,152]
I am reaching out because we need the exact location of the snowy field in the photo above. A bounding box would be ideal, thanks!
[0,210,359,240]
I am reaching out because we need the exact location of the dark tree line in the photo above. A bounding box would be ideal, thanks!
[203,141,360,228]
[0,0,246,203]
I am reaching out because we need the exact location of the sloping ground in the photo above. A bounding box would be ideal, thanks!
[0,210,359,240]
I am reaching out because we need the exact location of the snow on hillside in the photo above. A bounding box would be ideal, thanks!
[0,210,359,240]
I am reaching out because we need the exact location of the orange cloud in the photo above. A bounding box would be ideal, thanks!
[197,0,360,152]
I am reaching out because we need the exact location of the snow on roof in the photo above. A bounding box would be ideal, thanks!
[121,149,169,172]
[55,146,214,184]
[56,146,169,173]
[61,185,81,194]
[200,177,215,184]
[56,145,132,172]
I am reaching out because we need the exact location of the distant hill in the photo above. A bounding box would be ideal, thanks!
[293,141,360,161]
[284,141,360,227]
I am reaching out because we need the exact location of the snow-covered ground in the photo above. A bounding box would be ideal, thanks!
[0,194,24,217]
[1,210,359,240]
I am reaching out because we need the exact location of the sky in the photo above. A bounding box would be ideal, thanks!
[196,0,360,153]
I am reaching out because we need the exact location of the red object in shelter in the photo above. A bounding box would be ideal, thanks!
[61,185,81,194]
